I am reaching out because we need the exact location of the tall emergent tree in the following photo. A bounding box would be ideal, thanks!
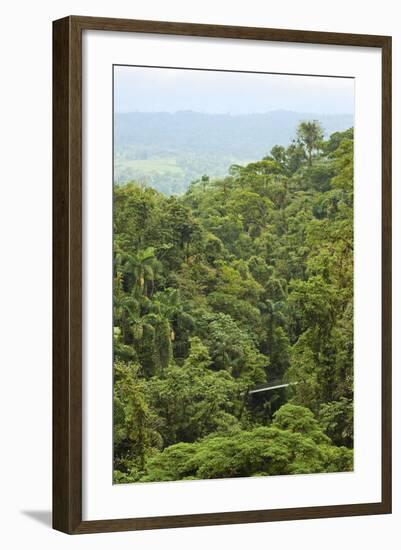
[296,120,324,165]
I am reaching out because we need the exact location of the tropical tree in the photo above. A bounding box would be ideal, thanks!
[145,337,241,446]
[296,120,324,165]
[142,404,352,482]
[114,360,163,478]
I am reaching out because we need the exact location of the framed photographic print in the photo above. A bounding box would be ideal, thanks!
[53,16,392,534]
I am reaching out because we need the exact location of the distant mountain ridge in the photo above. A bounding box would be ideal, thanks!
[114,110,353,195]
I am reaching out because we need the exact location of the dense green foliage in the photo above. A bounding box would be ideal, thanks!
[113,122,354,483]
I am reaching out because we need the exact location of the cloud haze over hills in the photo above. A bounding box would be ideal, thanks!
[114,110,353,194]
[114,66,354,115]
[114,66,353,194]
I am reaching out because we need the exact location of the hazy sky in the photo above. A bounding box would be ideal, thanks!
[114,65,354,115]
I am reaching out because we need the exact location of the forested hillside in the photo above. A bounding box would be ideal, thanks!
[114,111,353,194]
[113,123,354,483]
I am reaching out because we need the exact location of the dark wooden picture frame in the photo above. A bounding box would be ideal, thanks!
[53,15,392,534]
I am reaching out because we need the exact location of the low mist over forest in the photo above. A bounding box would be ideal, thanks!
[114,111,353,194]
